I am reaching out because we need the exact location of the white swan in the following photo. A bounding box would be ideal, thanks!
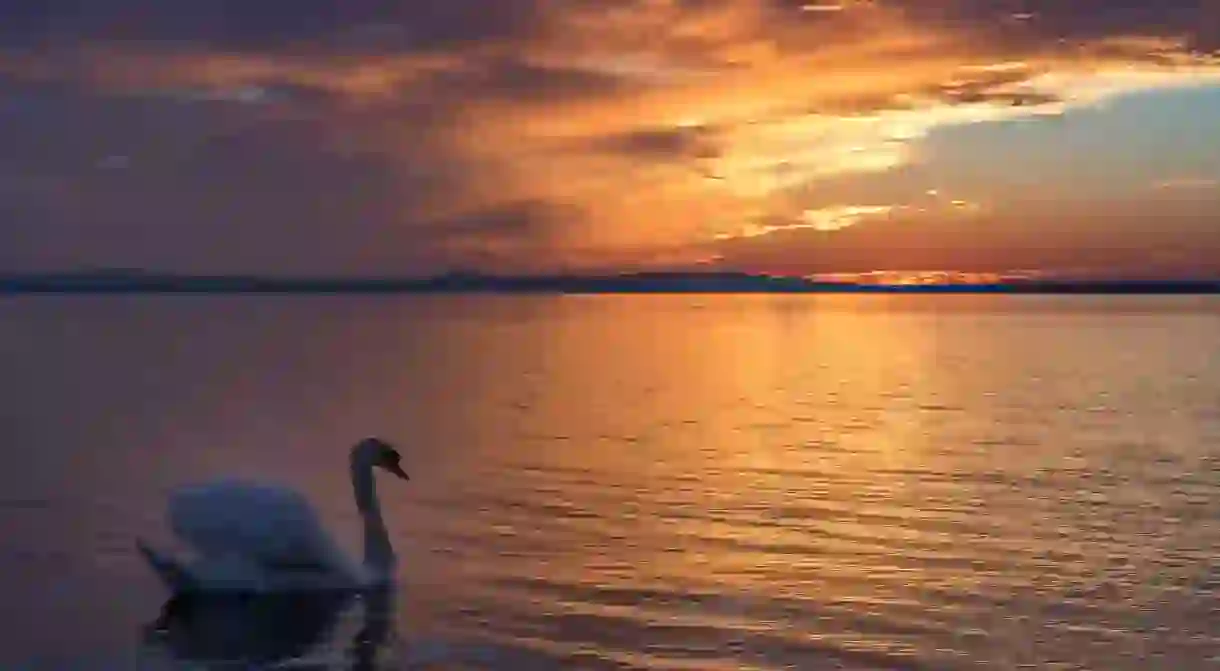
[138,437,409,594]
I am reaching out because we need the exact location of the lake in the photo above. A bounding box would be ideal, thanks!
[3,294,1219,669]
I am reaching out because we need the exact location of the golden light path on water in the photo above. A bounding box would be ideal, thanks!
[357,295,1220,669]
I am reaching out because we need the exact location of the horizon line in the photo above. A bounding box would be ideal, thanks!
[4,271,1220,295]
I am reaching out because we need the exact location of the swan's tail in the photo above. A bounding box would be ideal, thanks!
[136,539,196,593]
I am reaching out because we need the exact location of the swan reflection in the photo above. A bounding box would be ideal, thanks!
[142,585,395,669]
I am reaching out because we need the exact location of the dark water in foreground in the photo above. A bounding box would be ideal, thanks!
[3,295,1219,669]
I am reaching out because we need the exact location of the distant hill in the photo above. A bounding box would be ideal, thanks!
[2,270,1220,294]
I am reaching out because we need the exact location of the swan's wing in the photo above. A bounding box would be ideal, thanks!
[168,481,360,582]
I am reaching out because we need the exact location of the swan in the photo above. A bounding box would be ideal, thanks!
[138,437,410,594]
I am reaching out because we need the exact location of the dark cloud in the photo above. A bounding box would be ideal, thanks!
[0,79,484,274]
[0,0,547,51]
[929,69,1063,107]
[425,200,576,243]
[895,1,1220,50]
[590,126,718,159]
[5,1,1215,63]
[388,200,591,271]
[1012,1,1216,46]
[424,57,636,105]
[762,1,1219,52]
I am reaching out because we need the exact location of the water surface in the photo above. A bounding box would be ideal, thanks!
[3,295,1219,668]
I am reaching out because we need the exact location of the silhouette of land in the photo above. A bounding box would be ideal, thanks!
[3,269,1220,294]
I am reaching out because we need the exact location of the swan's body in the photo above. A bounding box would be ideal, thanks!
[139,438,409,594]
[158,481,367,591]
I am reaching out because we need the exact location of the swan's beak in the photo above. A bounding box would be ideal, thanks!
[386,462,410,480]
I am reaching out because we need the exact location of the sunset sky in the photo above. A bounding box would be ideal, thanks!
[3,1,1220,278]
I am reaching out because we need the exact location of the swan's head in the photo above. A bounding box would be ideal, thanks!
[353,437,409,481]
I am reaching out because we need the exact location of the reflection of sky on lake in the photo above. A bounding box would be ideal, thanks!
[6,296,1219,668]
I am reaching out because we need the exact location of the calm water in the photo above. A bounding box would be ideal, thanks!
[3,295,1219,669]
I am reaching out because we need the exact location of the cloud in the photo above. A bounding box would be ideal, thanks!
[710,206,1220,278]
[6,0,1212,54]
[712,204,897,240]
[2,0,1220,274]
[0,0,549,50]
[0,79,474,273]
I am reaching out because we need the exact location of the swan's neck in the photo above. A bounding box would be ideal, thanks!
[351,457,395,577]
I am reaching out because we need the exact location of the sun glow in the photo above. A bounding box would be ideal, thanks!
[810,269,1047,284]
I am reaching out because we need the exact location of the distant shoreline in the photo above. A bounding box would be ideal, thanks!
[4,273,1220,294]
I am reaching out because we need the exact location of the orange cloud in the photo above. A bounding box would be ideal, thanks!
[4,0,1220,273]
